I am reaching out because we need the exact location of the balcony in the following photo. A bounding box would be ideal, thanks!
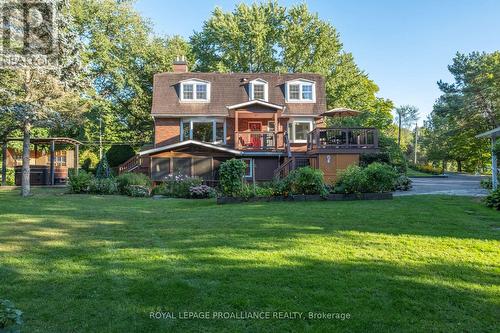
[235,131,284,151]
[307,127,379,153]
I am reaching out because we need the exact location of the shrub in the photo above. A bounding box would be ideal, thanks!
[335,165,367,194]
[158,174,203,198]
[189,185,216,199]
[253,184,277,197]
[283,167,326,195]
[68,170,93,193]
[126,185,151,197]
[0,166,15,186]
[335,163,398,194]
[0,299,23,332]
[219,159,247,197]
[394,174,412,191]
[80,150,99,172]
[484,189,500,210]
[116,173,152,195]
[363,163,398,193]
[88,178,118,195]
[106,144,136,167]
[360,152,390,167]
[95,154,112,179]
[409,163,441,175]
[480,178,493,189]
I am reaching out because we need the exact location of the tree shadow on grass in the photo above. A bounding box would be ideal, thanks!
[1,250,498,333]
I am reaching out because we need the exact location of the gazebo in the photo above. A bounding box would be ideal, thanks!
[476,127,499,190]
[1,137,81,186]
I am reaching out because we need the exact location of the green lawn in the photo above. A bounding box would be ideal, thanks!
[0,188,499,332]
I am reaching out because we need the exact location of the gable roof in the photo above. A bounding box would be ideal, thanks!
[139,140,242,156]
[152,72,326,117]
[226,100,284,110]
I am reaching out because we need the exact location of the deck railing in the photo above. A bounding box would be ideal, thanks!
[235,131,284,150]
[307,128,378,151]
[119,154,141,174]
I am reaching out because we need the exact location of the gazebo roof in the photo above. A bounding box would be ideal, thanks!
[476,127,500,138]
[5,137,82,145]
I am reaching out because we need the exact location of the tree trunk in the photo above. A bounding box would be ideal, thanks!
[1,141,7,186]
[457,160,462,172]
[21,121,31,197]
[441,160,446,174]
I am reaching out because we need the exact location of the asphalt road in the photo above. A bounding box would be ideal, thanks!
[395,173,489,197]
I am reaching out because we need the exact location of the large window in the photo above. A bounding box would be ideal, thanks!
[180,79,210,102]
[182,84,193,99]
[196,84,207,99]
[289,84,300,100]
[181,118,226,143]
[286,80,315,102]
[288,119,314,143]
[249,79,268,101]
[192,122,213,142]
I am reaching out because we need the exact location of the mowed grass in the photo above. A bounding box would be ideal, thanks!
[0,188,499,332]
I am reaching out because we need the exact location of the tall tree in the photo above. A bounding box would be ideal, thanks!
[71,0,191,143]
[394,105,419,147]
[190,1,394,131]
[0,2,84,196]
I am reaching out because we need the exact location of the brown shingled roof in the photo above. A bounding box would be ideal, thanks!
[151,72,326,117]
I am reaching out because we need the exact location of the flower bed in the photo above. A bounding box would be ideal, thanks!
[217,192,392,204]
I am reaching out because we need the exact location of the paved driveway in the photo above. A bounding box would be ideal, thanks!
[395,173,489,197]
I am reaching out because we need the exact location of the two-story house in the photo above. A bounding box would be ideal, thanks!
[119,58,379,183]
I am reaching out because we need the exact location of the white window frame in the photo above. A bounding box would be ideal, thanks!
[180,117,226,144]
[285,79,316,103]
[288,118,314,143]
[242,158,253,178]
[179,79,211,102]
[248,78,268,102]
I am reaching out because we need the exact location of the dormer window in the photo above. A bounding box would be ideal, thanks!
[248,78,268,101]
[179,79,210,102]
[286,79,315,102]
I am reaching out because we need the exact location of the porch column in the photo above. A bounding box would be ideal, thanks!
[1,141,7,186]
[50,141,55,185]
[74,143,79,176]
[274,111,278,149]
[493,136,498,190]
[234,111,239,149]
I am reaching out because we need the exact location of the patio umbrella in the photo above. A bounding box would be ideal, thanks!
[319,107,362,117]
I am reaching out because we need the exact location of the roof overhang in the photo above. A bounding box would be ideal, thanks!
[5,137,82,145]
[476,127,500,138]
[227,100,284,111]
[139,140,242,156]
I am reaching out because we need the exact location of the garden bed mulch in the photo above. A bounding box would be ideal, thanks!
[217,192,392,204]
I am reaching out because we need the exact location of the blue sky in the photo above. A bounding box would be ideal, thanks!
[134,0,500,123]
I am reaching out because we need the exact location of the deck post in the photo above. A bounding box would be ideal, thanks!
[74,144,79,176]
[234,111,239,149]
[274,111,278,149]
[1,141,7,186]
[50,140,55,185]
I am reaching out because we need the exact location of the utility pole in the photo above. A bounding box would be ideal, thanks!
[414,123,418,165]
[99,115,103,159]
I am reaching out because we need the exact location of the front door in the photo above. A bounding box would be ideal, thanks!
[248,122,262,148]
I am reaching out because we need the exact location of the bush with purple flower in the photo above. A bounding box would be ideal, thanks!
[189,185,217,199]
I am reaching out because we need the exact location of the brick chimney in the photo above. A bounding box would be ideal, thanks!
[173,55,188,73]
